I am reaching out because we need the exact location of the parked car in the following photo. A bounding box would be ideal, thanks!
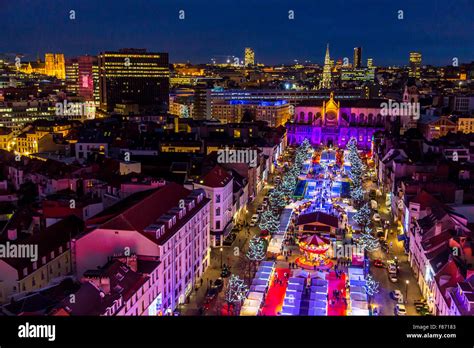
[414,299,427,306]
[388,272,398,283]
[391,290,403,300]
[206,287,218,300]
[213,278,224,292]
[223,234,236,246]
[376,226,383,234]
[395,304,406,316]
[373,259,384,268]
[249,214,259,226]
[372,213,381,222]
[388,264,397,274]
[220,266,231,278]
[256,205,264,213]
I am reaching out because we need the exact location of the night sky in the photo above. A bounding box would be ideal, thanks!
[1,0,473,66]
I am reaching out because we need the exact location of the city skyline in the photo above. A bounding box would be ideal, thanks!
[1,0,473,66]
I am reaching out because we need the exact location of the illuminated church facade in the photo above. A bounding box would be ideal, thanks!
[286,92,386,150]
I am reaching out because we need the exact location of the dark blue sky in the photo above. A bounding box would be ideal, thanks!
[1,0,473,65]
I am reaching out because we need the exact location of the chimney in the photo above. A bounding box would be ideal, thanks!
[7,228,17,241]
[100,276,111,294]
[435,221,443,235]
[126,255,138,272]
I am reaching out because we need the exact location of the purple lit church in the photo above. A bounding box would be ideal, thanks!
[286,92,386,149]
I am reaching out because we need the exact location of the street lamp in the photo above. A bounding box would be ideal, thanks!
[405,280,409,303]
[220,247,223,269]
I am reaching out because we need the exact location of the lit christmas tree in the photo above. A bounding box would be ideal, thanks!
[346,137,365,207]
[224,274,248,315]
[269,189,286,208]
[357,232,380,252]
[246,236,267,262]
[364,274,380,296]
[353,202,372,229]
[350,185,365,204]
[258,209,280,234]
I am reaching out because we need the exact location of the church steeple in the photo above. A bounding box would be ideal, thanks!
[324,44,330,65]
[319,43,332,90]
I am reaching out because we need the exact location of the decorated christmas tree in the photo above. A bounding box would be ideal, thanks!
[246,236,267,262]
[258,209,280,234]
[353,202,372,229]
[224,274,248,315]
[356,232,380,252]
[364,274,380,297]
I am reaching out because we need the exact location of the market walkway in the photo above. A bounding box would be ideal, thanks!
[327,271,348,316]
[260,268,290,316]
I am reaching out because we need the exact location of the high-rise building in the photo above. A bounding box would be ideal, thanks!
[66,56,96,102]
[319,44,332,89]
[193,84,211,120]
[45,53,65,79]
[367,58,374,69]
[65,59,79,95]
[98,49,169,113]
[353,47,362,69]
[409,52,422,78]
[244,47,255,66]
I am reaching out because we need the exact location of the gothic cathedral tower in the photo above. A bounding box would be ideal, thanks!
[319,44,332,89]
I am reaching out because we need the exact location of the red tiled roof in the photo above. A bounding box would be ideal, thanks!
[434,259,464,306]
[410,190,443,210]
[85,182,210,245]
[296,211,338,228]
[198,165,232,188]
[98,182,191,232]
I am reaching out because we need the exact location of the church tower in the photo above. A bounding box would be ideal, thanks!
[319,44,332,89]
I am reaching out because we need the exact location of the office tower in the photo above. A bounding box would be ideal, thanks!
[77,56,95,101]
[245,47,255,66]
[367,58,374,69]
[98,49,169,113]
[353,47,362,69]
[45,53,65,79]
[65,56,97,102]
[193,84,211,120]
[409,52,422,78]
[65,59,79,95]
[319,44,332,89]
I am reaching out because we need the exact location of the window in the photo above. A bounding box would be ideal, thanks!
[215,194,221,203]
[216,221,221,230]
[216,208,220,217]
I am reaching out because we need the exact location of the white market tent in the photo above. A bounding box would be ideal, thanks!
[351,300,369,310]
[350,285,366,294]
[309,299,327,309]
[311,278,329,287]
[309,307,327,316]
[240,305,259,316]
[284,291,303,300]
[350,292,367,302]
[247,292,264,302]
[311,284,328,294]
[287,283,305,292]
[243,298,261,308]
[288,277,305,286]
[310,292,327,301]
[250,285,266,293]
[350,308,370,316]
